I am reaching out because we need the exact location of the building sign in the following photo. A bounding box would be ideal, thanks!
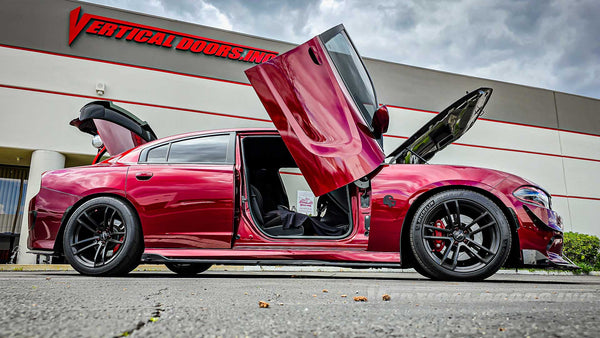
[68,7,278,64]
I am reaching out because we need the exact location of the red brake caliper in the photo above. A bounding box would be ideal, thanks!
[432,219,446,252]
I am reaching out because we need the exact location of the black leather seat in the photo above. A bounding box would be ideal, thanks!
[249,185,304,236]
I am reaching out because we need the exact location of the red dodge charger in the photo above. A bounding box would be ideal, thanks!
[27,25,577,280]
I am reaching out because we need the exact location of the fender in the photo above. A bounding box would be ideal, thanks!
[367,164,511,252]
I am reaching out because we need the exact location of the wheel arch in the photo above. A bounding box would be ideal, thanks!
[399,185,521,268]
[53,193,143,254]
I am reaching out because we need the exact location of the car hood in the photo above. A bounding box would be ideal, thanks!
[387,88,492,164]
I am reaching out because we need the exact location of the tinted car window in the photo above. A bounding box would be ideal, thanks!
[146,144,169,162]
[168,135,229,163]
[322,31,377,125]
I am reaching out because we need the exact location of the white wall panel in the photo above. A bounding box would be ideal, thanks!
[386,107,563,155]
[562,159,600,198]
[567,199,600,237]
[0,47,268,121]
[559,131,600,161]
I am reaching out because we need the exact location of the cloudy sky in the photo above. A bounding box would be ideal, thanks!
[84,0,599,99]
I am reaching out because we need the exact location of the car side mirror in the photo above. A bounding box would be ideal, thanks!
[372,105,389,139]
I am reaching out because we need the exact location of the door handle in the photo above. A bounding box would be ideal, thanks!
[135,172,153,181]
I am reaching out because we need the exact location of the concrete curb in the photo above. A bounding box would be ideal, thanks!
[1,264,599,276]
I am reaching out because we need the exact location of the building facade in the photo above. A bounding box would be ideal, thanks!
[1,0,598,263]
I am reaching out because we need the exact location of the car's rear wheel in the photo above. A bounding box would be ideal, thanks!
[409,190,511,281]
[63,197,143,276]
[165,263,212,276]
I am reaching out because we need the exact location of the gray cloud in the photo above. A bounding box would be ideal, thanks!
[84,0,600,99]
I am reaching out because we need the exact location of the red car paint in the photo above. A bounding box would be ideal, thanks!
[28,129,569,269]
[27,25,575,276]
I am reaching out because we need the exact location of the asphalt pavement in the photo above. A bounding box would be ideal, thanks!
[0,269,599,337]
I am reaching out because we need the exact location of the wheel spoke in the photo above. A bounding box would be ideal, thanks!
[424,235,452,240]
[108,238,123,244]
[77,219,96,233]
[101,242,109,265]
[443,202,454,226]
[439,239,455,265]
[103,206,110,227]
[111,232,125,236]
[82,211,100,229]
[423,224,452,233]
[469,220,496,236]
[450,243,461,270]
[464,212,489,230]
[73,241,98,255]
[72,236,99,247]
[465,238,496,255]
[463,244,489,264]
[93,243,103,266]
[454,200,461,228]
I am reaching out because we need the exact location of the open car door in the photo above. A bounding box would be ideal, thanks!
[70,101,157,163]
[245,25,387,196]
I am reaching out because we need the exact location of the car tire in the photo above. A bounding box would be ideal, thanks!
[165,263,212,276]
[409,190,511,281]
[63,197,143,276]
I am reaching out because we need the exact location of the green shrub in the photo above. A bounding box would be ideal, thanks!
[563,232,600,271]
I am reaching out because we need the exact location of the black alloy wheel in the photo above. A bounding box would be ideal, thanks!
[409,190,511,281]
[63,197,143,276]
[165,263,213,276]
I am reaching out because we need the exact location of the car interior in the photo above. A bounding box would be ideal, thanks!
[241,135,352,238]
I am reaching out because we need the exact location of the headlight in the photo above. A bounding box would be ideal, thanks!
[513,186,551,209]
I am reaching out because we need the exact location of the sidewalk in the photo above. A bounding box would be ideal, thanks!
[1,264,598,276]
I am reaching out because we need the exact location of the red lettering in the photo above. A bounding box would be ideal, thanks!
[125,28,140,41]
[85,20,103,34]
[134,30,153,43]
[262,54,277,62]
[98,23,118,36]
[249,51,266,63]
[203,43,219,55]
[114,26,132,39]
[216,45,231,58]
[69,7,92,45]
[243,50,254,61]
[190,40,207,53]
[147,32,165,45]
[162,35,175,47]
[176,37,194,50]
[228,47,243,59]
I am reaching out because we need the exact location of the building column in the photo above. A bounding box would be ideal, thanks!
[17,150,65,264]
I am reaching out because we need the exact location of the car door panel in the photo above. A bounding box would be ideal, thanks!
[126,165,234,249]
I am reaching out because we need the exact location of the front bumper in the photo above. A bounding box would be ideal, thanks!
[518,207,579,270]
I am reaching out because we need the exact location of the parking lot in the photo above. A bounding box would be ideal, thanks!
[1,268,599,337]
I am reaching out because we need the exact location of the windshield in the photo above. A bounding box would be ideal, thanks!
[320,27,378,127]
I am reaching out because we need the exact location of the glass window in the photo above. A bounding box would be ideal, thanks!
[146,144,169,163]
[322,31,378,125]
[168,135,229,163]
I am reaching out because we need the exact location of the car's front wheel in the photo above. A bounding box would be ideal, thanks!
[409,190,511,281]
[165,263,212,276]
[63,197,143,276]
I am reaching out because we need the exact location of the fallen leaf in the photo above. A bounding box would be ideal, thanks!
[312,294,317,297]
[498,328,506,332]
[353,296,368,302]
[258,301,269,308]
[45,277,51,280]
[341,295,347,298]
[322,289,328,293]
[382,294,391,301]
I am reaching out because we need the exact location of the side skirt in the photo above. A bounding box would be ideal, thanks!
[142,253,402,269]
